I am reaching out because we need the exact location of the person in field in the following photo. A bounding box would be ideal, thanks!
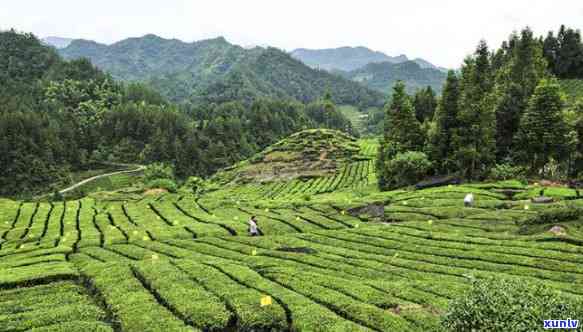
[248,216,259,236]
[464,193,474,207]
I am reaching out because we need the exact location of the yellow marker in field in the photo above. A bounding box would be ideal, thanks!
[448,184,453,188]
[524,205,530,210]
[143,236,149,241]
[265,208,270,213]
[296,216,300,221]
[132,230,138,236]
[403,201,408,205]
[341,210,346,215]
[260,295,272,306]
[151,254,159,260]
[427,220,433,226]
[251,249,257,256]
[354,224,359,228]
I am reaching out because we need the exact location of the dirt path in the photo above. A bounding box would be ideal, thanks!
[58,164,145,195]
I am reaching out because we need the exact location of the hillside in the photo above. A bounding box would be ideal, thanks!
[211,129,368,186]
[340,60,447,94]
[59,35,385,106]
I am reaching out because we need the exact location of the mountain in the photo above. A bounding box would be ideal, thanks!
[290,46,444,72]
[290,46,408,71]
[42,36,74,49]
[339,60,448,95]
[59,35,384,107]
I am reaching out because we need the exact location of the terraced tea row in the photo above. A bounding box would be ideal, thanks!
[0,198,363,252]
[1,182,583,331]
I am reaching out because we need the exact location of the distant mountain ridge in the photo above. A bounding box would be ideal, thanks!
[290,46,445,72]
[59,35,384,107]
[42,36,74,49]
[291,47,407,71]
[338,60,447,95]
[291,46,447,94]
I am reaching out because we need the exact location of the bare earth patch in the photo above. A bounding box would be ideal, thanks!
[143,188,168,196]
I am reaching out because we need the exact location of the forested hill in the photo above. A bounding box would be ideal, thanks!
[0,29,356,196]
[59,35,384,107]
[338,60,448,95]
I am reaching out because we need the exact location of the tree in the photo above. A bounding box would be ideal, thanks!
[453,41,496,179]
[555,25,583,78]
[515,79,568,174]
[413,86,437,123]
[429,71,460,173]
[494,27,549,161]
[377,81,424,189]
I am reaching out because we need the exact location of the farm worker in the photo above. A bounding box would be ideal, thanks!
[464,193,474,207]
[248,216,259,236]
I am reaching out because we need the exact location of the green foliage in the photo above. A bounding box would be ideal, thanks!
[543,25,583,79]
[443,277,583,332]
[380,151,432,190]
[453,40,496,179]
[378,82,424,189]
[413,86,437,122]
[515,78,568,173]
[144,163,175,182]
[381,82,424,156]
[146,179,177,193]
[521,206,583,226]
[429,70,460,173]
[489,163,527,182]
[182,176,206,195]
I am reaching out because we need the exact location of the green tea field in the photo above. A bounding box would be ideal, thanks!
[1,133,583,331]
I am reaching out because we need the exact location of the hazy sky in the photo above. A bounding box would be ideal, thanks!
[2,0,583,68]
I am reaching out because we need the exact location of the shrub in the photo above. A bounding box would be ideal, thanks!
[442,277,583,332]
[181,176,206,195]
[520,206,583,226]
[146,179,177,193]
[380,151,432,190]
[144,163,174,182]
[490,163,527,183]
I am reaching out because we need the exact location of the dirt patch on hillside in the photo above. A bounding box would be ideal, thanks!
[144,188,168,196]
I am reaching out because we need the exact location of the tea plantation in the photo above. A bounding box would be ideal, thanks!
[1,133,583,331]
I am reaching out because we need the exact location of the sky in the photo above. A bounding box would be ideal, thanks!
[2,0,583,68]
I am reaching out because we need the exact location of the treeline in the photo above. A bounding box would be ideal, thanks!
[378,26,583,189]
[543,25,583,79]
[0,30,353,196]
